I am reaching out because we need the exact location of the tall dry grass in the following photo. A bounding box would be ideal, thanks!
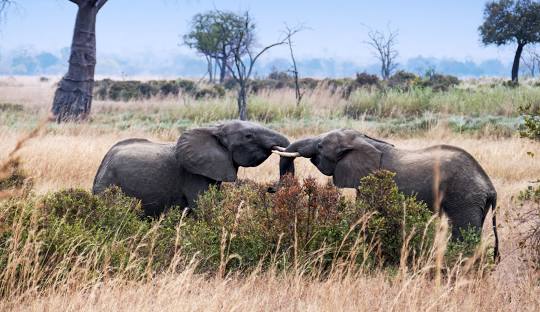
[0,77,539,311]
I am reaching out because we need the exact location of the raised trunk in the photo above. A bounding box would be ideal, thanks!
[511,43,525,83]
[52,1,106,122]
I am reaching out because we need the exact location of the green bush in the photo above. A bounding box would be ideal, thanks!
[419,73,460,92]
[0,172,440,296]
[94,79,224,101]
[356,171,435,266]
[445,226,482,265]
[519,104,540,140]
[388,71,419,90]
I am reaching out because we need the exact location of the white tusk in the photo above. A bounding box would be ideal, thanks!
[272,150,300,157]
[272,146,287,152]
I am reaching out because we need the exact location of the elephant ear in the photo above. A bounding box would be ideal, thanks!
[333,138,382,188]
[176,128,237,182]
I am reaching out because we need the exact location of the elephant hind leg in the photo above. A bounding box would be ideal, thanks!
[442,199,484,241]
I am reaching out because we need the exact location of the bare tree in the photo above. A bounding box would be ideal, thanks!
[221,11,299,120]
[286,25,304,107]
[51,0,108,122]
[0,0,14,23]
[365,26,399,80]
[522,46,540,77]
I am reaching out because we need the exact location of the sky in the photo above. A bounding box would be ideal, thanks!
[0,0,516,65]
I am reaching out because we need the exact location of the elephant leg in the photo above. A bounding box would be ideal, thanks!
[442,196,485,241]
[183,174,218,212]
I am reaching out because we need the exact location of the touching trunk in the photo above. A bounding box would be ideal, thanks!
[52,0,106,122]
[511,43,525,83]
[279,138,318,178]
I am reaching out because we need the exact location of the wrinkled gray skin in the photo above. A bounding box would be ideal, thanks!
[280,129,499,260]
[93,121,289,216]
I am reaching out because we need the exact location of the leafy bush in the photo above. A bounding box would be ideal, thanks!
[94,79,224,101]
[356,171,435,266]
[355,72,380,87]
[0,172,441,296]
[518,104,540,140]
[445,227,482,266]
[388,71,419,90]
[419,73,460,92]
[0,159,28,192]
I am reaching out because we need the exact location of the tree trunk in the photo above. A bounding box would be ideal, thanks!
[219,57,227,84]
[511,43,525,83]
[51,0,106,122]
[237,83,247,120]
[205,56,214,83]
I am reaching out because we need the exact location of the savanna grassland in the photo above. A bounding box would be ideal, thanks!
[0,77,539,311]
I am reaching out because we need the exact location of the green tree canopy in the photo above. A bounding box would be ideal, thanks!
[183,10,255,83]
[479,0,540,82]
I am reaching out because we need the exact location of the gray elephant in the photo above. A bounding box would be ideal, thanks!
[275,129,499,259]
[93,120,289,216]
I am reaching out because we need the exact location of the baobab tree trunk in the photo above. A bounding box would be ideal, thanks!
[511,43,525,83]
[51,0,107,122]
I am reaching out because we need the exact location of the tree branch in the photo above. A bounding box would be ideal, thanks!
[96,0,108,10]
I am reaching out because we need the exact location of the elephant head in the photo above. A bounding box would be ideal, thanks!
[176,120,290,182]
[276,129,393,188]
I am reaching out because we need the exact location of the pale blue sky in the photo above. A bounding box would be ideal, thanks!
[1,0,515,63]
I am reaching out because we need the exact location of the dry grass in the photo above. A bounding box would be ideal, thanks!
[0,77,539,311]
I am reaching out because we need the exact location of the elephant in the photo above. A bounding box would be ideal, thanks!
[92,120,289,216]
[274,129,499,260]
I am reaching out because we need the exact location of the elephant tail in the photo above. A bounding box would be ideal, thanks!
[486,194,500,263]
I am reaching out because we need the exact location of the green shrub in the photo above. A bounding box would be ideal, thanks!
[0,173,440,296]
[356,171,435,266]
[93,79,223,101]
[0,159,28,192]
[355,72,380,87]
[419,73,460,92]
[519,104,540,140]
[445,226,482,266]
[388,71,419,90]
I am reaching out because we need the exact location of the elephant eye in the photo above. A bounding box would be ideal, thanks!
[245,133,253,139]
[317,143,323,150]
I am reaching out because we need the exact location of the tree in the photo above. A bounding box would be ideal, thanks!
[51,0,108,122]
[479,0,540,83]
[0,0,14,23]
[521,46,540,77]
[183,11,255,84]
[365,26,399,80]
[219,11,299,120]
[286,25,304,107]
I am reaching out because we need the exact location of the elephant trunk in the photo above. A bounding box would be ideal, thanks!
[278,137,318,178]
[262,129,290,152]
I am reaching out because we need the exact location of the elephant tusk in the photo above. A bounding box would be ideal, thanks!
[272,146,287,152]
[272,150,300,157]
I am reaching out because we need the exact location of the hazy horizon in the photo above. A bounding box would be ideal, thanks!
[0,0,524,77]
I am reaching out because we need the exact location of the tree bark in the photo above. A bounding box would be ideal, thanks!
[237,83,247,120]
[205,55,214,83]
[51,0,106,122]
[219,57,227,84]
[512,43,525,83]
